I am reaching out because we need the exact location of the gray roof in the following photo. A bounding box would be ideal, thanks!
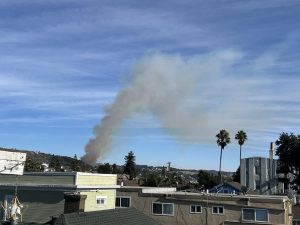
[209,181,242,193]
[54,208,163,225]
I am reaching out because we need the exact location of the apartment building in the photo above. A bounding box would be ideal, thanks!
[240,142,285,195]
[116,186,292,225]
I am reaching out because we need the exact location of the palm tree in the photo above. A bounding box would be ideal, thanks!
[216,129,230,183]
[235,130,247,173]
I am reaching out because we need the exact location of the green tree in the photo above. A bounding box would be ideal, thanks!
[232,166,240,183]
[49,155,61,172]
[70,154,80,171]
[275,132,300,192]
[112,163,117,174]
[160,171,182,187]
[197,170,218,189]
[25,158,43,172]
[216,129,230,183]
[97,163,112,174]
[111,163,122,174]
[235,130,247,173]
[143,173,161,187]
[80,163,92,172]
[161,166,166,178]
[123,151,136,180]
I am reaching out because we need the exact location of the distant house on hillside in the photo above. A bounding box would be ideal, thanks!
[117,174,140,187]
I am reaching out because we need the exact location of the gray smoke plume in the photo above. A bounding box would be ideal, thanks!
[81,51,246,165]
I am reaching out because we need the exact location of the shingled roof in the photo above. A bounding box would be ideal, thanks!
[54,208,163,225]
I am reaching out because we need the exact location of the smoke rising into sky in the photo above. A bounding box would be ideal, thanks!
[81,50,298,165]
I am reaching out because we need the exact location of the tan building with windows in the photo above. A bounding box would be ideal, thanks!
[0,172,294,225]
[116,187,293,225]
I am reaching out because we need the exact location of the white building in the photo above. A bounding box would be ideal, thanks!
[240,143,284,195]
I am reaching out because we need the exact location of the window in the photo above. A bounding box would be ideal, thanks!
[255,182,260,190]
[96,196,107,207]
[212,206,224,214]
[255,166,260,175]
[190,205,202,213]
[293,220,300,225]
[115,197,130,208]
[242,208,268,222]
[152,202,174,216]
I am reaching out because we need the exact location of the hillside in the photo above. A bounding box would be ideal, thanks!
[0,147,79,166]
[1,147,233,176]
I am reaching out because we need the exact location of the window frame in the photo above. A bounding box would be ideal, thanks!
[242,208,269,222]
[212,206,224,215]
[152,202,174,216]
[96,196,107,207]
[190,205,202,214]
[115,196,131,208]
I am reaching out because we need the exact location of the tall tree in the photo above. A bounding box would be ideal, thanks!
[25,158,43,172]
[232,166,240,183]
[70,154,80,171]
[197,170,218,189]
[235,130,247,180]
[97,163,112,174]
[123,151,136,180]
[49,155,61,172]
[142,173,161,187]
[216,129,230,183]
[112,163,122,174]
[275,132,300,192]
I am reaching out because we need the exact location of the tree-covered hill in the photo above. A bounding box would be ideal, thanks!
[1,147,74,164]
[0,147,91,172]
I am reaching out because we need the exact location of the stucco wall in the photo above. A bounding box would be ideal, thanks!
[81,189,116,212]
[76,173,117,186]
[0,173,75,185]
[117,189,288,225]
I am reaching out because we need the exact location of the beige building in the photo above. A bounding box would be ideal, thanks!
[116,187,293,225]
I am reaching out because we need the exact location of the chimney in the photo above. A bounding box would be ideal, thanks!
[269,142,274,160]
[64,193,87,214]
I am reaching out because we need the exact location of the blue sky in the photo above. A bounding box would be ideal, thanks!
[1,0,300,171]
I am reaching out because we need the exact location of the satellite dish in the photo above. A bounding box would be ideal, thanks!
[0,150,26,175]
